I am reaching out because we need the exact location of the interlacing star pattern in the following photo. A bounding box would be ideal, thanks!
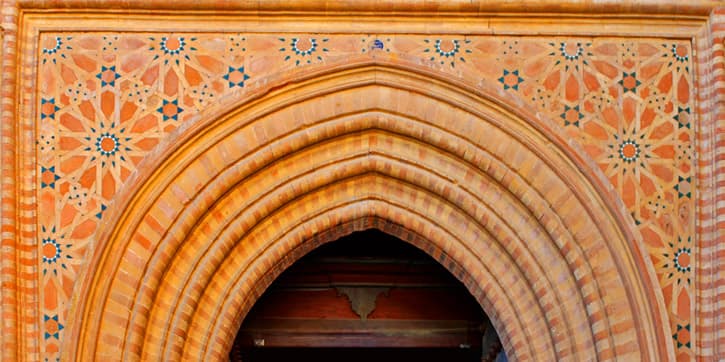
[36,33,694,361]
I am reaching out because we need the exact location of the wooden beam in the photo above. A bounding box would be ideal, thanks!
[237,319,484,348]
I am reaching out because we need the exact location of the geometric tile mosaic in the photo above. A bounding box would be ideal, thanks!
[36,33,694,361]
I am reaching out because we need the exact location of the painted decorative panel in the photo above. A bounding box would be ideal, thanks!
[36,33,694,361]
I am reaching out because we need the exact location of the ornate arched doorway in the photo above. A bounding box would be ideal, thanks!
[62,63,672,361]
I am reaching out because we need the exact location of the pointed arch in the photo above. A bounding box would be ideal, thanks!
[63,62,673,361]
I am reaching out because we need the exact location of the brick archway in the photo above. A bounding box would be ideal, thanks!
[63,63,672,361]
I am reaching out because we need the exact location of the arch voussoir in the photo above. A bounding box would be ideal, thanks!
[145,129,596,360]
[190,194,543,361]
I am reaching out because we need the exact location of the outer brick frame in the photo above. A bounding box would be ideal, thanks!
[0,1,723,361]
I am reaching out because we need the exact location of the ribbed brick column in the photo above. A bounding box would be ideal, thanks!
[0,1,18,361]
[695,8,725,359]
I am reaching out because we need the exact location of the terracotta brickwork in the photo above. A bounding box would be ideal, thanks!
[694,9,725,359]
[1,1,723,361]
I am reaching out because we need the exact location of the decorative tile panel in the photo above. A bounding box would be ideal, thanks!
[36,33,694,361]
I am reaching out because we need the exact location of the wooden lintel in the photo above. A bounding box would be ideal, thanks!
[237,318,483,348]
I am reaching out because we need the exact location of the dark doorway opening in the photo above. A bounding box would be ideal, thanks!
[230,229,506,362]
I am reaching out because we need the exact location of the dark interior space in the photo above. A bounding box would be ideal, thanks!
[230,229,505,362]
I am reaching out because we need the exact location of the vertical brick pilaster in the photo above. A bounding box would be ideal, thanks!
[0,1,18,361]
[696,8,725,360]
[714,10,725,358]
[16,5,40,360]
